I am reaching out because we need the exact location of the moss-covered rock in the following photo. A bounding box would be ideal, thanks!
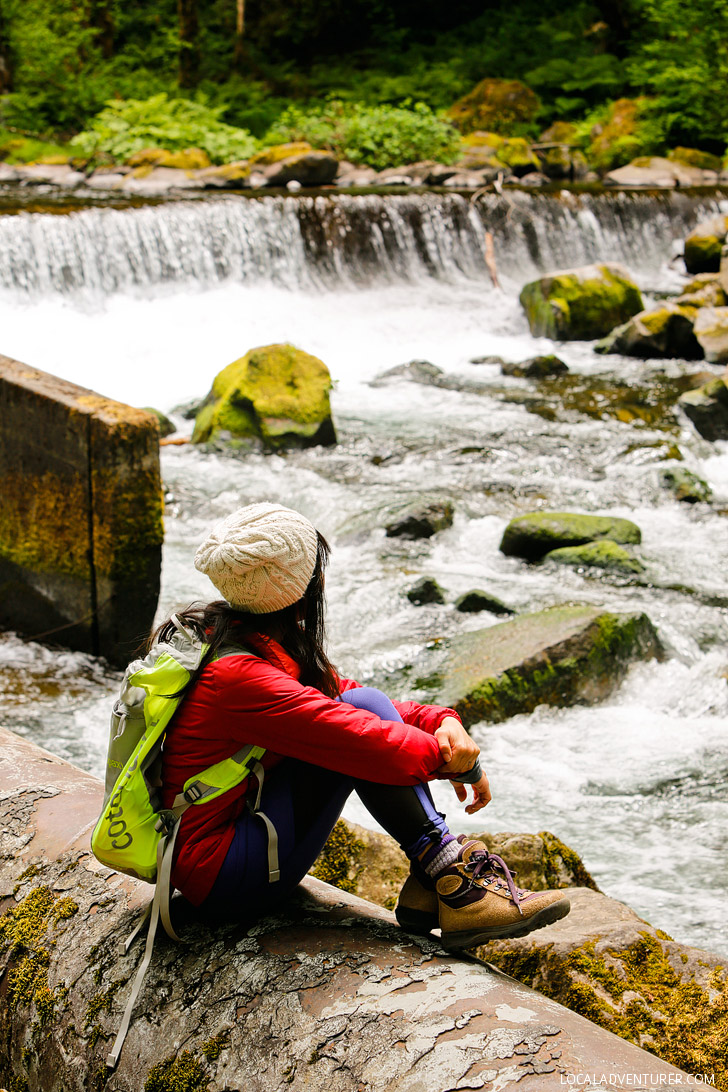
[678,375,728,440]
[502,354,568,378]
[263,149,339,187]
[422,605,662,727]
[478,887,728,1085]
[684,216,728,275]
[140,406,176,437]
[192,343,336,451]
[249,142,313,167]
[668,146,723,172]
[585,97,659,173]
[595,304,702,360]
[454,590,514,615]
[675,278,726,309]
[196,161,252,188]
[126,146,211,170]
[519,263,643,341]
[500,511,641,561]
[456,131,508,170]
[545,540,645,575]
[693,306,728,363]
[496,137,540,177]
[406,577,446,605]
[385,502,454,539]
[447,78,540,136]
[659,467,712,504]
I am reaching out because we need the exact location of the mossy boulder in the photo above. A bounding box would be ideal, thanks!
[479,887,728,1082]
[406,577,446,605]
[519,263,643,341]
[595,304,702,360]
[385,502,454,539]
[502,354,568,378]
[126,146,211,170]
[456,131,508,170]
[500,511,641,561]
[675,277,726,309]
[668,146,723,172]
[545,540,645,576]
[454,590,514,615]
[659,467,712,504]
[693,306,728,363]
[678,375,728,441]
[313,820,596,911]
[196,161,252,188]
[447,78,540,136]
[140,406,176,437]
[421,605,662,727]
[249,142,313,167]
[585,97,658,173]
[192,343,336,451]
[496,137,540,177]
[684,216,728,275]
[263,150,339,187]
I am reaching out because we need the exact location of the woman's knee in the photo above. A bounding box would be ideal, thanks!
[339,686,403,722]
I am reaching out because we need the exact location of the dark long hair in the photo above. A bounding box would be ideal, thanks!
[151,532,341,699]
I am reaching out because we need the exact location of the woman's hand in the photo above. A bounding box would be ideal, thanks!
[434,716,480,776]
[450,771,492,814]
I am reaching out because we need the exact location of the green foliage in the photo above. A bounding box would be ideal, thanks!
[0,127,73,163]
[264,100,460,170]
[574,98,668,171]
[626,0,728,147]
[70,94,258,163]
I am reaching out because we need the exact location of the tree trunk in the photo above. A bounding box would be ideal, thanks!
[88,0,115,60]
[233,0,247,71]
[178,0,199,89]
[0,727,692,1091]
[0,0,11,94]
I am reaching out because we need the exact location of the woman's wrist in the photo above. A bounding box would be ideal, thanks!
[448,758,483,785]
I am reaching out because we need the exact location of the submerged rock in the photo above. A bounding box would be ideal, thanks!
[454,590,515,615]
[595,303,702,359]
[479,887,728,1080]
[659,467,712,504]
[520,263,643,341]
[424,605,662,727]
[192,343,336,451]
[545,540,645,575]
[385,502,454,539]
[502,354,568,378]
[693,306,728,363]
[500,512,641,561]
[678,375,728,440]
[406,577,446,605]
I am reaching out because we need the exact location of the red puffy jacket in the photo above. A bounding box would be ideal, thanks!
[161,634,460,905]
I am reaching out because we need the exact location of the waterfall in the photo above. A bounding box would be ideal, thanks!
[0,190,723,298]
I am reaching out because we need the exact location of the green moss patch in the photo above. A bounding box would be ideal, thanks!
[500,511,641,561]
[520,264,643,341]
[311,819,365,894]
[545,540,645,575]
[145,1050,211,1092]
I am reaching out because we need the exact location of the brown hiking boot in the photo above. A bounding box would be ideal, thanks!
[395,868,438,936]
[436,838,570,949]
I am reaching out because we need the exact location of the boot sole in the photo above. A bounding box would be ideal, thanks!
[440,897,571,950]
[395,905,439,936]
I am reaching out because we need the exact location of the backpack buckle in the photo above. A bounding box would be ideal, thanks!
[183,783,204,803]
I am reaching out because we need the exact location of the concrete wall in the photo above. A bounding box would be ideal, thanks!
[0,354,163,666]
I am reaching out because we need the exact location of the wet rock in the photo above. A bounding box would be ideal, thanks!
[448,79,541,136]
[422,605,662,727]
[192,343,336,451]
[605,156,717,188]
[544,540,645,575]
[594,304,702,360]
[683,215,728,274]
[406,578,446,605]
[454,590,514,615]
[84,171,127,190]
[120,166,199,193]
[500,512,641,561]
[518,171,550,187]
[519,263,643,341]
[141,406,176,438]
[335,162,379,186]
[659,467,712,504]
[195,161,252,188]
[263,150,339,187]
[385,502,454,539]
[372,359,444,385]
[674,277,725,309]
[479,887,728,1080]
[443,168,499,188]
[693,306,728,363]
[502,355,568,378]
[170,397,204,420]
[314,820,597,910]
[471,354,506,365]
[678,374,728,441]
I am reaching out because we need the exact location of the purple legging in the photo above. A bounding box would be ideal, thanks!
[202,687,449,921]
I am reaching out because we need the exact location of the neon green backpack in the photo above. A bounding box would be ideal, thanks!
[91,615,277,1069]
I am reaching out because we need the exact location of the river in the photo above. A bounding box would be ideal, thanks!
[0,188,726,956]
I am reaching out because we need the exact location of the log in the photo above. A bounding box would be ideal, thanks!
[0,726,690,1090]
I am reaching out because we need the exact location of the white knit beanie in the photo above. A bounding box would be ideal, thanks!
[194,502,319,613]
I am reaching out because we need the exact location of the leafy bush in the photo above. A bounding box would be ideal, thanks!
[264,100,460,170]
[0,128,74,163]
[70,94,259,163]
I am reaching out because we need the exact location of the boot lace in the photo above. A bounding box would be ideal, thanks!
[465,849,525,915]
